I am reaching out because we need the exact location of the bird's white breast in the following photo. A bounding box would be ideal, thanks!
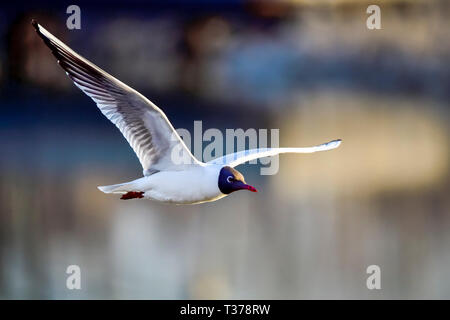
[137,164,226,204]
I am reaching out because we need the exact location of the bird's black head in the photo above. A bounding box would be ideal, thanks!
[218,166,257,195]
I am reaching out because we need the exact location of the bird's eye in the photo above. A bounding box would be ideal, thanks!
[227,176,234,183]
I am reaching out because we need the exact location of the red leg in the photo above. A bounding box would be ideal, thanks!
[120,191,144,200]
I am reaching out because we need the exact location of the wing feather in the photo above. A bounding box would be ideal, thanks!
[32,20,199,174]
[208,139,342,167]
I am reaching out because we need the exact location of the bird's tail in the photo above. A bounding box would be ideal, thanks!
[98,177,148,198]
[98,181,146,200]
[98,182,130,194]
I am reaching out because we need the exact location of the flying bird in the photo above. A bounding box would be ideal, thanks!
[32,20,342,204]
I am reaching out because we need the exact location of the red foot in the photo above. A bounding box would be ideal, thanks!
[120,191,144,200]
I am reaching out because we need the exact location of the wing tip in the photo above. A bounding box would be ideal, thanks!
[31,19,39,30]
[321,139,342,150]
[329,139,342,148]
[31,19,46,41]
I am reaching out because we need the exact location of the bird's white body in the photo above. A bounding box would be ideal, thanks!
[100,164,226,204]
[33,20,342,205]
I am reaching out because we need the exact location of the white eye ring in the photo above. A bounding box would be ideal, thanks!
[227,176,233,183]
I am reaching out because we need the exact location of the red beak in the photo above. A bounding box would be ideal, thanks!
[234,181,258,193]
[243,184,258,192]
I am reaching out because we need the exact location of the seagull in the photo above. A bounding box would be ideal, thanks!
[32,20,342,204]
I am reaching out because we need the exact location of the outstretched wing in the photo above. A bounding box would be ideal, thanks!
[208,139,342,167]
[32,20,200,175]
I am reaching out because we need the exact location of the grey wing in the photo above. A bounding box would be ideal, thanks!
[32,20,199,174]
[208,139,342,167]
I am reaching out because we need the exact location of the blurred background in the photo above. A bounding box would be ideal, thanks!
[0,0,449,299]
